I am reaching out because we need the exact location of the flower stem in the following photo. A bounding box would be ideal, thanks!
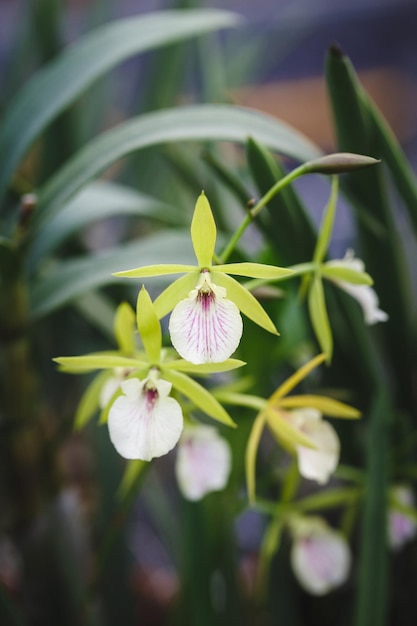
[218,162,310,262]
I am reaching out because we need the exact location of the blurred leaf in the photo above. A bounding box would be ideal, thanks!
[0,9,242,202]
[354,392,391,626]
[27,181,186,268]
[29,230,195,318]
[31,105,322,234]
[117,459,147,500]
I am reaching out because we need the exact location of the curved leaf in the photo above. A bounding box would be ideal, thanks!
[27,181,185,267]
[29,230,194,319]
[32,105,322,233]
[0,9,242,201]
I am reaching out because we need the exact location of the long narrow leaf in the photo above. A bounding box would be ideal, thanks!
[0,9,242,202]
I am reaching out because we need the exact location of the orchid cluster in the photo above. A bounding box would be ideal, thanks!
[55,175,395,594]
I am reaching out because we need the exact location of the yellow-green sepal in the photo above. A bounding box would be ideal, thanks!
[245,412,267,504]
[163,358,246,374]
[114,302,136,353]
[215,262,293,280]
[153,272,198,319]
[213,271,279,335]
[163,369,236,428]
[269,353,326,403]
[191,192,217,267]
[113,263,196,278]
[313,175,339,265]
[321,264,373,285]
[54,352,146,372]
[74,370,111,430]
[279,394,361,418]
[136,286,161,363]
[308,276,333,361]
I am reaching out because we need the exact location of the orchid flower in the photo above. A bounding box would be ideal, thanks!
[114,192,292,363]
[55,287,245,461]
[323,249,388,325]
[388,485,417,550]
[289,516,351,595]
[175,424,232,500]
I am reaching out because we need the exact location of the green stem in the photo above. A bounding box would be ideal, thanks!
[219,163,310,262]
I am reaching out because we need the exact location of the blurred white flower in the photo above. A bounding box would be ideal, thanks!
[108,376,183,461]
[169,270,243,364]
[99,367,134,408]
[288,408,340,485]
[175,424,231,500]
[290,517,351,595]
[388,485,417,550]
[326,249,388,325]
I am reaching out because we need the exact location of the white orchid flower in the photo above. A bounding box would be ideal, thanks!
[107,375,183,461]
[114,193,293,364]
[324,249,388,325]
[290,517,351,595]
[288,408,340,485]
[175,424,231,501]
[388,485,417,550]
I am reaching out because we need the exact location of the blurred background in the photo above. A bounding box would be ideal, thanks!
[1,1,417,625]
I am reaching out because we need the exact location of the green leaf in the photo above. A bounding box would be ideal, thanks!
[114,302,136,354]
[31,105,322,234]
[27,181,186,267]
[278,395,361,418]
[54,353,146,372]
[153,272,198,319]
[190,192,217,266]
[215,262,293,279]
[313,176,339,264]
[321,265,373,285]
[0,9,242,202]
[164,358,246,374]
[213,271,279,335]
[74,370,110,430]
[163,369,236,427]
[136,287,161,363]
[29,230,194,319]
[308,276,333,361]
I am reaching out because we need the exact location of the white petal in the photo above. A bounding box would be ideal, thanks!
[291,410,340,484]
[107,377,183,461]
[99,367,135,408]
[388,485,417,550]
[175,425,231,501]
[169,282,243,364]
[291,521,351,595]
[326,248,365,273]
[337,282,388,325]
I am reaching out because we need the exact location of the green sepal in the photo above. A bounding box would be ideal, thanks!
[321,264,373,285]
[308,276,333,361]
[163,358,246,374]
[245,412,267,503]
[114,302,136,353]
[54,352,146,372]
[136,286,161,363]
[113,263,196,278]
[163,369,236,427]
[191,192,217,267]
[313,176,339,265]
[215,262,293,280]
[153,272,198,319]
[212,271,279,335]
[74,370,111,430]
[267,408,317,451]
[278,394,361,418]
